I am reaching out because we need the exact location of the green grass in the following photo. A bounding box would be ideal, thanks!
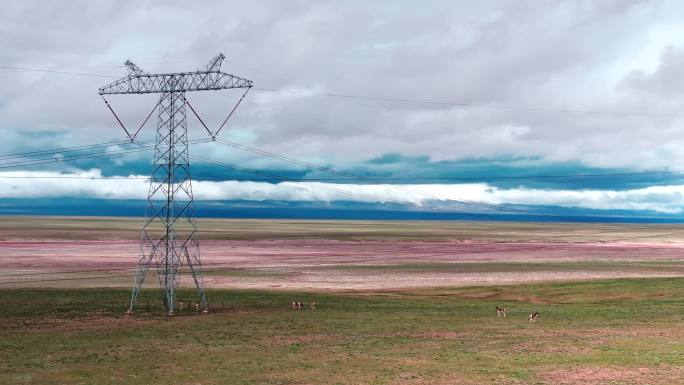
[1,278,683,384]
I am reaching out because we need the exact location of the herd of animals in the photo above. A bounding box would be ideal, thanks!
[496,306,540,322]
[174,298,541,321]
[163,295,546,322]
[174,299,202,312]
[287,302,539,322]
[290,301,317,310]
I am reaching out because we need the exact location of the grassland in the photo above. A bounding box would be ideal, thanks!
[2,217,684,383]
[2,216,684,241]
[1,279,683,384]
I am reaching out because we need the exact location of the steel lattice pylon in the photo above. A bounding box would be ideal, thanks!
[99,54,252,315]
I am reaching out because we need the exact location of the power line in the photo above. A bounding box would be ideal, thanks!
[208,138,560,218]
[0,169,683,182]
[0,138,676,220]
[0,145,154,170]
[357,171,684,181]
[2,63,682,118]
[0,138,133,161]
[252,88,684,118]
[0,175,149,180]
[0,62,680,222]
[0,65,118,78]
[0,138,211,170]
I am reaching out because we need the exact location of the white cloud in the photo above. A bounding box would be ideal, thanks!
[3,1,684,172]
[0,170,148,199]
[1,170,683,214]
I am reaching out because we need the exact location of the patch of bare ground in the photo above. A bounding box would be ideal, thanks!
[264,330,462,345]
[516,325,681,339]
[539,366,683,385]
[1,314,163,332]
[265,334,332,345]
[450,291,554,304]
[586,327,681,339]
[378,330,462,339]
[511,326,682,346]
[511,341,591,355]
[393,372,481,385]
[587,326,684,338]
[583,327,683,346]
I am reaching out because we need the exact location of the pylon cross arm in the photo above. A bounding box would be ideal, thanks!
[98,71,253,95]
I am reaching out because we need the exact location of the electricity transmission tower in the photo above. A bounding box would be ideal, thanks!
[99,54,252,315]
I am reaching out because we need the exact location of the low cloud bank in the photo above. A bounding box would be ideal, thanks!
[1,170,683,214]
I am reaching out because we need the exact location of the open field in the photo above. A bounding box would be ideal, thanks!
[1,217,684,384]
[2,216,684,241]
[2,217,684,290]
[1,279,683,385]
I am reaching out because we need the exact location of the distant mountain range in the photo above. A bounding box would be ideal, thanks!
[1,198,683,223]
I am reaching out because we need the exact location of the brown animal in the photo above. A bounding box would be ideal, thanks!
[496,306,506,318]
[290,301,297,310]
[194,301,200,313]
[528,312,539,322]
[310,301,317,310]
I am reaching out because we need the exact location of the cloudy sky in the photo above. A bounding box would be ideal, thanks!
[1,0,684,220]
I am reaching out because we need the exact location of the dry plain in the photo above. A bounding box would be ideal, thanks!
[2,216,684,289]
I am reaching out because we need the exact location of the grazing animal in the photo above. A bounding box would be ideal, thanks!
[291,302,297,310]
[177,300,184,311]
[310,301,317,310]
[297,302,303,310]
[495,306,506,318]
[528,312,539,322]
[194,301,200,313]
